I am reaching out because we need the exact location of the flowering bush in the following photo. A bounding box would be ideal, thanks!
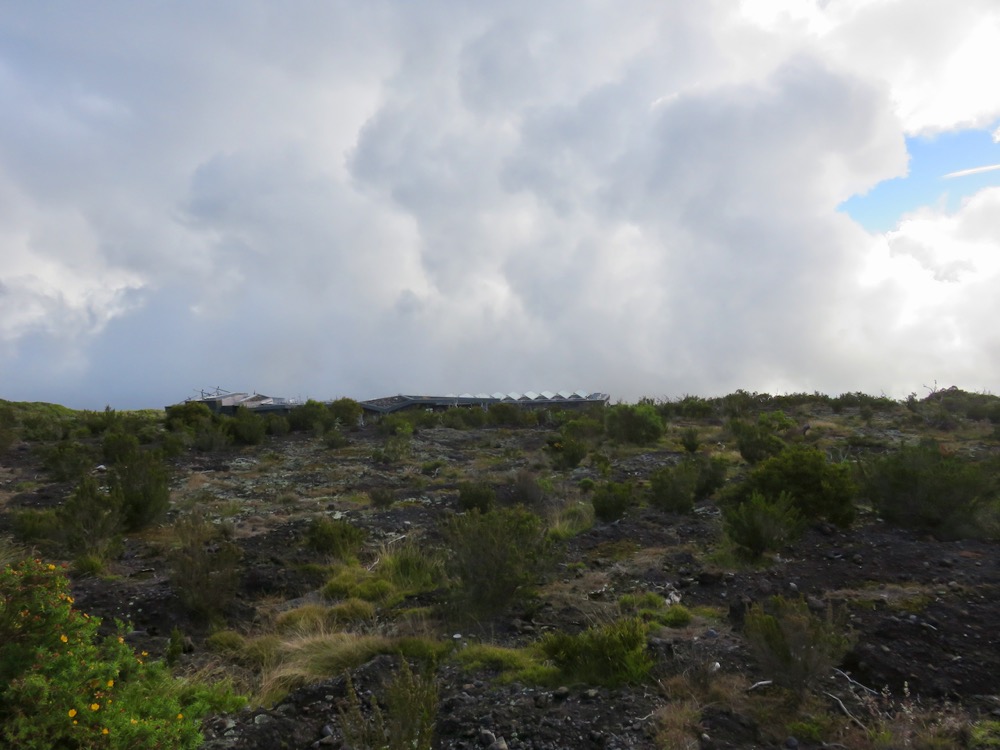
[0,558,241,748]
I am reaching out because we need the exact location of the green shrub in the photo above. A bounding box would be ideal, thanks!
[539,618,652,687]
[729,419,785,465]
[229,408,266,446]
[11,509,62,549]
[42,440,96,482]
[288,400,332,433]
[328,398,363,430]
[443,507,553,618]
[168,513,243,622]
[0,558,242,748]
[511,470,545,508]
[679,427,700,453]
[561,417,604,440]
[324,430,350,449]
[368,488,396,509]
[693,455,728,500]
[264,414,290,436]
[192,422,232,452]
[111,450,171,532]
[648,461,699,514]
[165,401,213,431]
[102,431,140,464]
[338,659,438,750]
[605,404,663,445]
[861,441,997,539]
[486,403,526,427]
[723,491,804,560]
[734,445,855,527]
[58,476,125,562]
[546,434,587,471]
[457,482,495,513]
[591,481,634,522]
[743,596,852,698]
[305,517,367,560]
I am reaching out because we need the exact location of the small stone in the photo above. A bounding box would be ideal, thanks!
[479,729,497,746]
[553,686,571,700]
[852,554,863,565]
[253,713,272,725]
[788,582,798,592]
[321,724,335,737]
[785,737,799,749]
[488,738,509,750]
[583,688,600,700]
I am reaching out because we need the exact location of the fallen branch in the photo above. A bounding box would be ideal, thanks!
[824,691,865,730]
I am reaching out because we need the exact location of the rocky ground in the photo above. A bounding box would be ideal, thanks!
[2,406,999,749]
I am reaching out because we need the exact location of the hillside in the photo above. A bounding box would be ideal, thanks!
[1,389,999,749]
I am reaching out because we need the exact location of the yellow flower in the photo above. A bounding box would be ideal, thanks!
[130,719,138,725]
[47,564,55,570]
[68,709,77,718]
[117,636,124,644]
[141,651,149,657]
[177,713,184,720]
[102,728,109,735]
[60,634,68,643]
[107,679,114,688]
[90,703,100,711]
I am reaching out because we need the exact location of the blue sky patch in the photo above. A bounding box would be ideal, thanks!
[840,124,1000,232]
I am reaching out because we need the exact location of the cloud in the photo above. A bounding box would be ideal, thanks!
[0,2,998,407]
[944,163,1000,179]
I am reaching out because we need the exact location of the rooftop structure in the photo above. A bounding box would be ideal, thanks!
[358,391,610,415]
[172,388,610,417]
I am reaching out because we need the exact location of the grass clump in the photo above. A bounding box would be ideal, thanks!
[540,618,652,687]
[377,539,445,597]
[305,516,366,560]
[322,565,395,604]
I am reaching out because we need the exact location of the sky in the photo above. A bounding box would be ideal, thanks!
[1,1,999,410]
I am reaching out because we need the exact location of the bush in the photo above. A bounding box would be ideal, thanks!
[168,513,243,622]
[42,440,96,482]
[743,596,852,698]
[539,618,652,687]
[723,491,804,560]
[305,517,367,560]
[111,450,171,532]
[338,659,438,750]
[693,455,728,500]
[58,476,125,562]
[735,445,856,527]
[647,461,699,514]
[510,470,545,508]
[102,431,140,464]
[0,558,242,748]
[486,403,526,427]
[605,404,663,445]
[328,398,363,430]
[288,400,332,433]
[546,434,587,471]
[679,427,700,453]
[165,401,213,431]
[591,481,634,522]
[457,482,495,513]
[861,441,997,539]
[443,507,553,618]
[729,419,786,465]
[229,408,266,446]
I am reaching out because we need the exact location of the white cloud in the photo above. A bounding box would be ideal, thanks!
[0,1,997,406]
